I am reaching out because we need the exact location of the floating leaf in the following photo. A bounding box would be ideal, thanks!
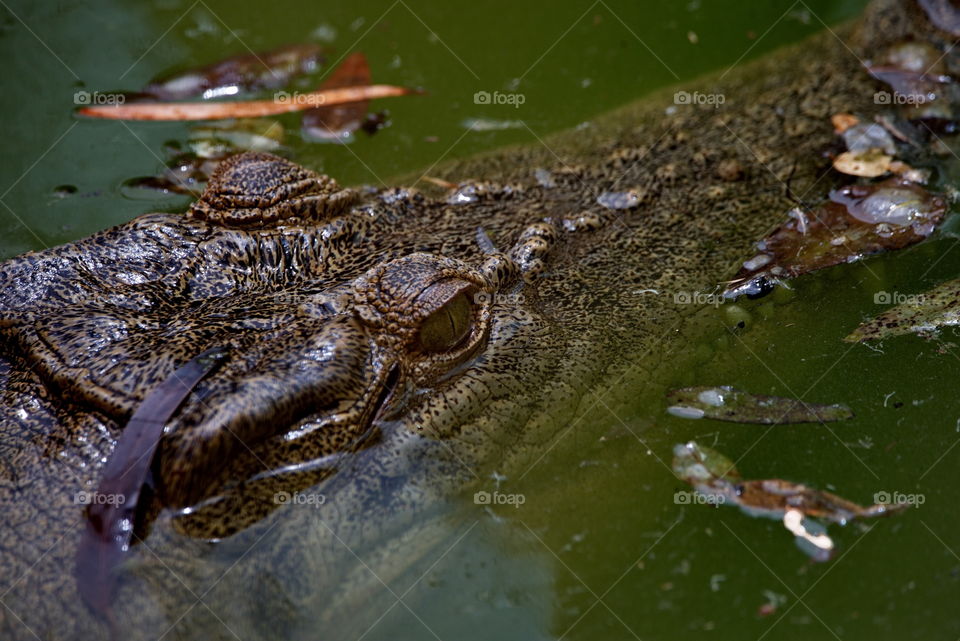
[672,442,908,562]
[666,386,853,424]
[841,122,896,154]
[672,442,904,522]
[831,112,859,134]
[302,52,376,142]
[189,118,285,156]
[867,40,957,120]
[724,178,946,298]
[75,347,228,625]
[833,149,893,177]
[77,84,418,121]
[869,67,951,117]
[671,438,741,483]
[888,160,931,184]
[142,43,326,101]
[845,277,960,342]
[123,119,286,198]
[121,152,223,198]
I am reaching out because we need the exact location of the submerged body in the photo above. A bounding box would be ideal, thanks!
[0,2,950,639]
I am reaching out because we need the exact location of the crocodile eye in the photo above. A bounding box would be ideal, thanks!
[417,291,473,352]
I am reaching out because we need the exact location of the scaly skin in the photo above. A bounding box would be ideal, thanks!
[0,2,951,639]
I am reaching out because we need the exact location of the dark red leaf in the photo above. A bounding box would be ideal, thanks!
[302,52,373,142]
[75,347,228,628]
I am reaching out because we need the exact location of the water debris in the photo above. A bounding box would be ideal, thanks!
[109,51,414,193]
[724,178,946,299]
[672,441,908,562]
[122,120,286,197]
[666,386,853,424]
[460,117,524,131]
[757,591,787,617]
[189,118,285,156]
[867,39,957,120]
[783,509,833,562]
[141,44,326,101]
[302,52,385,143]
[122,153,220,198]
[842,122,896,155]
[832,149,893,177]
[77,85,416,121]
[81,44,413,121]
[846,277,960,342]
[79,47,416,136]
[75,347,228,630]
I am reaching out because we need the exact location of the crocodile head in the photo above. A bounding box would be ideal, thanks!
[1,151,587,515]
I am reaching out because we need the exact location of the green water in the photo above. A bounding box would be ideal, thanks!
[6,0,960,639]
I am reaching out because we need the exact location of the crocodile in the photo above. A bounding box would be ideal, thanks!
[0,1,954,639]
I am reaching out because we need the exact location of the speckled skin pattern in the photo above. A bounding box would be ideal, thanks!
[0,2,944,639]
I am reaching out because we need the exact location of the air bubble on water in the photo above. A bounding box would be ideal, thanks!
[311,24,337,42]
[710,574,726,592]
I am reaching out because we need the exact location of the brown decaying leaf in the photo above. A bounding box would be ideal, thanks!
[142,43,326,100]
[845,277,960,342]
[666,385,853,424]
[77,85,417,121]
[672,442,908,562]
[672,441,907,523]
[75,347,228,628]
[724,178,946,299]
[302,52,372,142]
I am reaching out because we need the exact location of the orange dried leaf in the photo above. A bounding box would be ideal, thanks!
[77,85,418,121]
[831,112,859,134]
[420,175,459,189]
